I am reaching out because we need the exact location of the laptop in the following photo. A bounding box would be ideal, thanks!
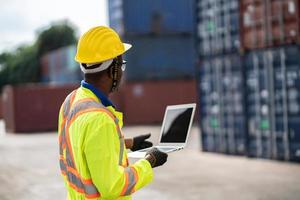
[128,103,196,158]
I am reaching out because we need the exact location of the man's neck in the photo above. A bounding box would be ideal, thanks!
[84,79,111,96]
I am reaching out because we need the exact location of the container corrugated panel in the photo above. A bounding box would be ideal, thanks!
[40,45,81,84]
[119,80,197,125]
[108,0,124,35]
[124,35,196,81]
[197,54,246,155]
[196,0,240,56]
[122,0,195,35]
[245,45,300,162]
[240,0,300,51]
[2,84,78,133]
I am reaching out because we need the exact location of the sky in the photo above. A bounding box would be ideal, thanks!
[0,0,109,53]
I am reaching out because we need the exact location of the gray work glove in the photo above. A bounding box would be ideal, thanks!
[131,133,153,151]
[145,147,168,168]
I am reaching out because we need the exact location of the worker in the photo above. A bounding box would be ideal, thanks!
[58,26,168,200]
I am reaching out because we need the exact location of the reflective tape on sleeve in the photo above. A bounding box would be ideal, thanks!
[121,167,138,196]
[119,138,125,165]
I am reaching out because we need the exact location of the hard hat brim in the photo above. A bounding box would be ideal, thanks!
[124,43,132,52]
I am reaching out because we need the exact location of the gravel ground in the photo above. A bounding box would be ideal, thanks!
[0,121,299,200]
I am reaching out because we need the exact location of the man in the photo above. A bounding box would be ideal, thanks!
[58,26,168,200]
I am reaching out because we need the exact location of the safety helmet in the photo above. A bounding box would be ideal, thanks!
[75,26,131,64]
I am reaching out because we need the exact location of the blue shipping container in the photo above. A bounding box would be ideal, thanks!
[196,0,240,56]
[197,54,246,155]
[108,0,124,35]
[245,45,300,162]
[120,0,195,34]
[124,35,196,81]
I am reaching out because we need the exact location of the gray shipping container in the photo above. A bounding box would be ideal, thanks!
[124,35,196,81]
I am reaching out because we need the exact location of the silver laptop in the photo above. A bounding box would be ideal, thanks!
[128,103,196,158]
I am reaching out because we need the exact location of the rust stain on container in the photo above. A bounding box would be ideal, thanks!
[2,84,78,133]
[120,79,198,125]
[241,0,300,51]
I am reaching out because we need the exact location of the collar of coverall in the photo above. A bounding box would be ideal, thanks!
[81,80,116,108]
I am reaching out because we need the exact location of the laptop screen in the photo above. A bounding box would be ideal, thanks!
[160,107,194,143]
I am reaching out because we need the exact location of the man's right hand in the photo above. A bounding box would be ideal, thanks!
[145,147,168,168]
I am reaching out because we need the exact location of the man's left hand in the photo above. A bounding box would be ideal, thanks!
[131,133,153,151]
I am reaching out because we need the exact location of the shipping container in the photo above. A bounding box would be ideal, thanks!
[240,0,300,51]
[124,35,196,81]
[2,84,78,133]
[120,79,198,124]
[196,0,241,56]
[197,54,246,155]
[108,0,195,35]
[40,45,82,84]
[245,45,300,162]
[108,0,125,35]
[1,80,197,132]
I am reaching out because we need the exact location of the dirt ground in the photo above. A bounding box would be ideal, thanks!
[0,121,299,200]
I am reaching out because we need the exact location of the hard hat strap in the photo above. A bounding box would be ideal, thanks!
[110,62,119,92]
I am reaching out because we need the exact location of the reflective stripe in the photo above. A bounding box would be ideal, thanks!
[63,93,72,117]
[121,167,138,196]
[119,138,125,165]
[84,182,101,198]
[59,128,66,155]
[61,157,100,198]
[66,147,75,169]
[66,101,106,123]
[115,119,125,166]
[60,158,67,174]
[59,90,76,156]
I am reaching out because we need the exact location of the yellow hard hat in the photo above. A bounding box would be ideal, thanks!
[75,26,132,64]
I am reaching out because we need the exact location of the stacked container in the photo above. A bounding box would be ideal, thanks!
[244,46,300,161]
[196,0,246,155]
[108,0,197,124]
[108,0,196,81]
[197,0,240,56]
[240,0,300,51]
[40,45,81,84]
[241,0,300,162]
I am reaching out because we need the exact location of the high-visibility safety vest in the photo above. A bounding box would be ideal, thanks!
[58,87,153,200]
